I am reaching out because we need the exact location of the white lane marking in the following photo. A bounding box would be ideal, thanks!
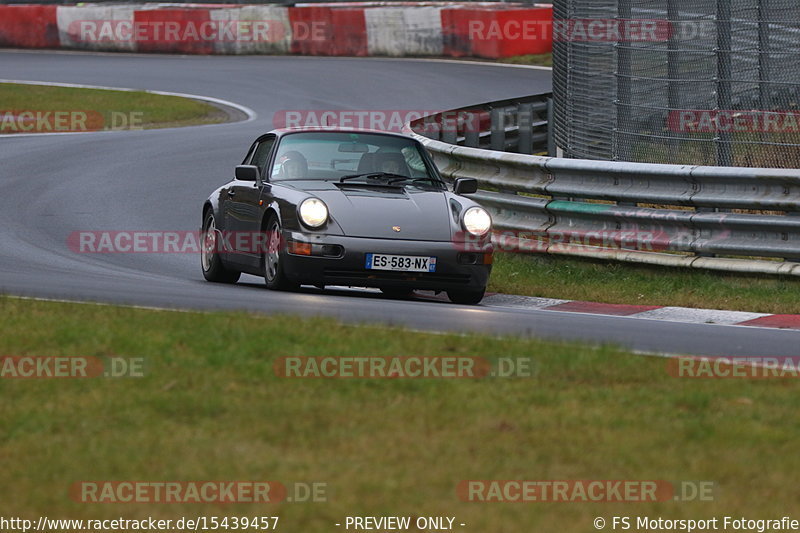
[0,78,257,138]
[631,306,771,325]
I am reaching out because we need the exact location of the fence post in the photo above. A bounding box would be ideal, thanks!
[758,0,772,112]
[667,0,680,163]
[614,0,632,162]
[715,0,733,167]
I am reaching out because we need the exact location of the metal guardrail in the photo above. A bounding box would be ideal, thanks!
[404,94,800,276]
[413,94,552,155]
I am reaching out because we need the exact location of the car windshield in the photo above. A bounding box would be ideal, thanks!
[269,131,442,187]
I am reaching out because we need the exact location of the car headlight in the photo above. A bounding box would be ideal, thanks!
[462,206,492,237]
[299,198,328,228]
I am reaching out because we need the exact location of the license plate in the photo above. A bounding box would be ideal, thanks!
[365,253,437,272]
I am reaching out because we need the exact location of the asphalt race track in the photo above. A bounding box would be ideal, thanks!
[0,50,796,357]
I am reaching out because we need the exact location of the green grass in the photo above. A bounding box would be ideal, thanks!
[497,52,552,67]
[0,82,228,132]
[489,252,800,314]
[2,296,800,530]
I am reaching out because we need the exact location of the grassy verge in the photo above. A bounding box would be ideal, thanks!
[489,252,800,314]
[0,82,229,133]
[2,296,800,531]
[497,52,552,67]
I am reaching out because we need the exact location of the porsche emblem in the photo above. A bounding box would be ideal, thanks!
[392,226,401,232]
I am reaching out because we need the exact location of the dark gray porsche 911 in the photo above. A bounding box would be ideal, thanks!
[200,128,493,304]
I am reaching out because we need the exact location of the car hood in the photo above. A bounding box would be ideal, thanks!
[292,181,453,241]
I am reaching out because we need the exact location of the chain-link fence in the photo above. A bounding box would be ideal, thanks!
[552,0,800,168]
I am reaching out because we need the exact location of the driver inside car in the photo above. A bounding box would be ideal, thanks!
[278,151,308,179]
[380,158,402,174]
[374,152,410,177]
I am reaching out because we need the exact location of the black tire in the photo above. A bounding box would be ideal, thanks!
[201,210,240,284]
[263,215,299,291]
[447,289,485,305]
[380,288,414,299]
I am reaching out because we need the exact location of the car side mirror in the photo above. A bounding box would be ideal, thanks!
[235,165,261,183]
[453,178,478,195]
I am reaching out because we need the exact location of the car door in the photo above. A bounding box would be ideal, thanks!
[223,135,276,265]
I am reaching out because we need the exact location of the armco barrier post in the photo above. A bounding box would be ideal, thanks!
[464,111,480,148]
[518,102,533,155]
[442,117,457,145]
[490,107,505,151]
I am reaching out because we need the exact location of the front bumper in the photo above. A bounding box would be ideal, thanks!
[282,232,492,292]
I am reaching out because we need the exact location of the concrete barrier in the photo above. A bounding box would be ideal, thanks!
[57,5,137,52]
[365,6,444,56]
[209,5,290,54]
[0,5,59,49]
[2,3,553,58]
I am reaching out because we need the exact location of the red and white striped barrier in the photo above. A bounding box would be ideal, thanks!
[2,3,553,59]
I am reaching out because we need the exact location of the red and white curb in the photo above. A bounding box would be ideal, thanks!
[481,294,800,330]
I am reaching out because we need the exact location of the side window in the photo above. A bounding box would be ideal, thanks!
[251,136,276,175]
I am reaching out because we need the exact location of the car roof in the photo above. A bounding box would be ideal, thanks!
[268,126,416,139]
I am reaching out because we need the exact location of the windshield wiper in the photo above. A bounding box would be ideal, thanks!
[339,172,408,183]
[386,177,443,188]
